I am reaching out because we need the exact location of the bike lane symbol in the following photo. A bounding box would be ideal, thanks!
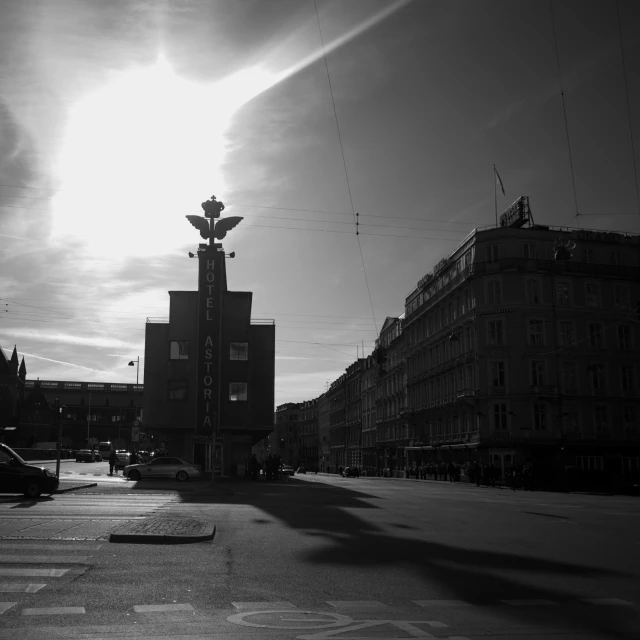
[227,609,353,630]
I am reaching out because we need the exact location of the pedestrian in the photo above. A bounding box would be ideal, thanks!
[476,463,483,486]
[130,451,138,466]
[488,462,496,487]
[109,449,117,475]
[447,461,455,483]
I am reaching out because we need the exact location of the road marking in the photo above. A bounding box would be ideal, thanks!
[581,598,634,606]
[0,583,46,593]
[232,601,297,611]
[228,609,352,630]
[327,600,389,610]
[133,603,194,612]
[0,555,88,564]
[0,602,17,614]
[0,543,101,551]
[413,600,473,607]
[0,568,68,577]
[501,599,558,606]
[22,606,85,615]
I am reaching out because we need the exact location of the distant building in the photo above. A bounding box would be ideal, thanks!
[328,374,346,470]
[273,402,301,465]
[360,354,377,475]
[143,243,275,476]
[403,221,640,487]
[298,398,318,470]
[317,393,331,472]
[0,345,26,443]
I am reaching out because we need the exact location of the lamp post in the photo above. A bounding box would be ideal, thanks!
[128,357,140,385]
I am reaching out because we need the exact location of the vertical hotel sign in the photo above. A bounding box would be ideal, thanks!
[196,245,221,435]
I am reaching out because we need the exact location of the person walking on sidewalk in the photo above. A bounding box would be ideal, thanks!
[109,449,117,475]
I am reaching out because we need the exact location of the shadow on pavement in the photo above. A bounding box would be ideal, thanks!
[179,475,636,639]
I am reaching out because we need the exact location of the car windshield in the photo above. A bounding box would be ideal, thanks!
[1,445,27,465]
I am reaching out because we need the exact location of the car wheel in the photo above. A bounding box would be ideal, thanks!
[128,470,141,481]
[176,470,189,482]
[23,482,42,499]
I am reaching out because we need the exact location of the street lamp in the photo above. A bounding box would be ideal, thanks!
[128,357,140,385]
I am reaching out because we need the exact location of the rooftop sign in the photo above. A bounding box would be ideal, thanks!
[499,196,529,228]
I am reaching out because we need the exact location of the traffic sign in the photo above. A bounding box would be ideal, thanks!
[131,427,140,442]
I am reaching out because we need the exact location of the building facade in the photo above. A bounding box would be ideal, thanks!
[328,374,346,470]
[403,220,640,488]
[360,355,377,475]
[143,244,275,477]
[298,398,318,470]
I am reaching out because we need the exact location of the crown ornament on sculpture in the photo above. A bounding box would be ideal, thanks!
[186,195,243,246]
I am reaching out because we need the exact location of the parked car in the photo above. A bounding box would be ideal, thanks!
[296,467,307,474]
[342,467,360,478]
[115,450,130,470]
[280,465,295,477]
[124,457,203,482]
[0,443,59,498]
[93,451,103,462]
[76,449,97,463]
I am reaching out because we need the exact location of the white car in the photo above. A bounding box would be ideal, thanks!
[124,457,203,482]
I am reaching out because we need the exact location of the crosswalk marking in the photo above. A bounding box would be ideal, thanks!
[501,599,558,606]
[133,604,194,612]
[0,568,68,577]
[0,543,101,551]
[581,598,634,606]
[0,602,17,614]
[0,555,88,564]
[414,600,473,607]
[22,606,85,615]
[327,600,389,610]
[0,583,46,593]
[232,601,296,611]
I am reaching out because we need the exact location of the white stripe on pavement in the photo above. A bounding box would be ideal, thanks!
[22,606,85,615]
[414,600,474,607]
[133,604,194,613]
[232,601,296,611]
[327,600,390,610]
[501,599,558,606]
[0,568,68,577]
[0,543,101,551]
[0,583,46,593]
[581,598,634,606]
[0,556,87,564]
[0,602,17,615]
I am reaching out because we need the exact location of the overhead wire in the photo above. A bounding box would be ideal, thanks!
[314,0,378,336]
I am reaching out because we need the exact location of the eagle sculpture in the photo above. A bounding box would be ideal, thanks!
[186,196,242,242]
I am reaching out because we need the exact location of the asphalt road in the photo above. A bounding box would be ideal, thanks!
[0,472,638,639]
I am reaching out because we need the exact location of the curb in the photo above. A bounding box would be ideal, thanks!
[55,482,98,493]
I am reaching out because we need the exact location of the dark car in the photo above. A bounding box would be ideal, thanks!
[342,467,360,478]
[75,449,96,462]
[0,443,59,498]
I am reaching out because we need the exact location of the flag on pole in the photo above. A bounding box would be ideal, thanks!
[495,166,505,196]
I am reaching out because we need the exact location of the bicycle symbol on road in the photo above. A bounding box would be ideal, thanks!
[227,608,470,639]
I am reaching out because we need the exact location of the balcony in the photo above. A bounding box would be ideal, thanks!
[622,389,637,398]
[532,385,558,395]
[456,389,478,398]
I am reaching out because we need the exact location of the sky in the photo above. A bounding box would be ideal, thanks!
[1,0,640,407]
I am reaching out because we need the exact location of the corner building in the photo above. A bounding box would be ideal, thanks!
[403,219,640,487]
[143,243,275,477]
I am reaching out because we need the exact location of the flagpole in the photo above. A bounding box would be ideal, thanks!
[493,164,498,227]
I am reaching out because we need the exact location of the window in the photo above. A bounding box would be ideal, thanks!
[562,361,577,393]
[556,281,570,306]
[588,323,604,349]
[170,341,189,360]
[486,244,499,264]
[526,279,541,304]
[493,403,507,430]
[623,406,638,435]
[576,456,603,471]
[613,285,629,308]
[589,363,606,391]
[610,250,623,266]
[563,403,579,434]
[618,325,632,350]
[229,382,248,401]
[559,321,575,346]
[585,283,600,308]
[230,342,249,361]
[533,402,547,430]
[490,361,506,387]
[583,248,595,263]
[168,380,188,400]
[621,365,636,393]
[531,360,546,387]
[594,405,608,433]
[523,243,536,263]
[527,319,544,346]
[487,319,504,346]
[486,280,502,305]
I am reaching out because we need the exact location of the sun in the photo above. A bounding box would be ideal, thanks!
[52,58,271,258]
